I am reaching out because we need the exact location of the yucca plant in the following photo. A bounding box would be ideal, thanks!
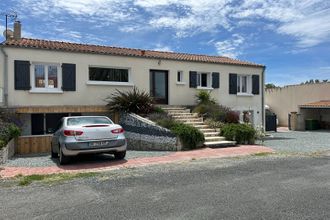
[195,90,216,105]
[106,87,154,114]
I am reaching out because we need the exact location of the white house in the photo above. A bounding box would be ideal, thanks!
[0,21,265,137]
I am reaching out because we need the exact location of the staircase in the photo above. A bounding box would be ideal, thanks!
[161,106,236,148]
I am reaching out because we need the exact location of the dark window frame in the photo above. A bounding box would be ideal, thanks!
[89,67,129,83]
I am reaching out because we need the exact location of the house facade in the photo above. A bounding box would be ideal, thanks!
[0,22,265,137]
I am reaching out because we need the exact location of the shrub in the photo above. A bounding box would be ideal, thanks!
[0,122,21,149]
[204,119,225,129]
[152,106,165,113]
[171,123,205,150]
[106,87,154,114]
[147,112,170,122]
[156,118,178,130]
[193,103,231,122]
[195,90,216,105]
[225,111,240,123]
[220,123,256,144]
[152,117,204,150]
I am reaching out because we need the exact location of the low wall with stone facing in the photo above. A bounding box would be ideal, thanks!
[0,138,15,164]
[119,113,181,151]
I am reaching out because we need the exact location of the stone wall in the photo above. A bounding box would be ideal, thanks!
[0,138,15,164]
[119,113,181,151]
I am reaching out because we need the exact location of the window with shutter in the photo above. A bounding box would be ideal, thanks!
[62,63,76,91]
[212,72,220,88]
[30,63,62,93]
[252,75,260,95]
[14,60,31,90]
[189,71,197,88]
[229,73,237,94]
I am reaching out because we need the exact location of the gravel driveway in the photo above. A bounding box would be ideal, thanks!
[262,130,330,153]
[4,151,171,167]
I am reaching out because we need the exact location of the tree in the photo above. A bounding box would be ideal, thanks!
[265,83,277,89]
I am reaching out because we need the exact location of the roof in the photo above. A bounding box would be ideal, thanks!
[1,38,264,68]
[299,100,330,109]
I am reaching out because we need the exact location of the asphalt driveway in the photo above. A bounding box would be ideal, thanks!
[262,130,330,153]
[0,156,329,219]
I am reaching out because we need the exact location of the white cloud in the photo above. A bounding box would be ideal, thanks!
[8,0,330,53]
[152,44,173,52]
[277,9,330,47]
[214,34,245,58]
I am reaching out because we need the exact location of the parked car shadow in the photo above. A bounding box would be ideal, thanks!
[53,154,128,170]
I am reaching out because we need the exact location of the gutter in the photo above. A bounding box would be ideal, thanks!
[0,46,8,107]
[261,66,266,130]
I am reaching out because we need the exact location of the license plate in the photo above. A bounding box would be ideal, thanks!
[89,141,109,147]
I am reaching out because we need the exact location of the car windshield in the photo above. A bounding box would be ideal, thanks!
[67,117,112,126]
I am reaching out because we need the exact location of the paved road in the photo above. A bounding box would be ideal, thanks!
[1,156,329,220]
[262,130,330,153]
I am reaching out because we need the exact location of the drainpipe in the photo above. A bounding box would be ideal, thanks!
[1,46,9,107]
[261,66,266,131]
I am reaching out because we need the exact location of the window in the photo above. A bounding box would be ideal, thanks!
[197,72,211,88]
[177,71,183,82]
[32,63,61,92]
[237,75,251,94]
[89,67,129,82]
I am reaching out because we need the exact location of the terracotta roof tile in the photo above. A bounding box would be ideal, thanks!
[1,38,265,67]
[300,100,330,108]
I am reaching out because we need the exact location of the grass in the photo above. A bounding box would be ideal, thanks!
[16,172,98,186]
[252,152,274,157]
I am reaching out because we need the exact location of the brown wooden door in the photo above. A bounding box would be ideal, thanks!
[150,70,168,104]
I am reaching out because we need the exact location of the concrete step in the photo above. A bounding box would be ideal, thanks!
[166,110,191,114]
[176,118,203,122]
[204,140,236,148]
[168,112,197,117]
[193,124,209,129]
[172,114,198,119]
[184,121,204,125]
[161,107,186,110]
[205,136,226,141]
[202,132,220,137]
[199,128,219,132]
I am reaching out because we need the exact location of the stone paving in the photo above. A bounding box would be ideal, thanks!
[0,145,273,178]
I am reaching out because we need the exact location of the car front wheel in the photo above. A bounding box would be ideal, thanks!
[114,151,126,160]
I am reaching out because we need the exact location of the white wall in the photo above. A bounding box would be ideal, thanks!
[266,83,330,126]
[4,47,264,126]
[0,50,4,106]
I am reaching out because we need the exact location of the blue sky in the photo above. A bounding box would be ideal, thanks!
[1,0,329,86]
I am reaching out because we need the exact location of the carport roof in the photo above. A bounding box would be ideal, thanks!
[299,100,330,109]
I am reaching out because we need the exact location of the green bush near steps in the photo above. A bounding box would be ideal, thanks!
[220,123,256,144]
[152,117,205,150]
[171,123,205,150]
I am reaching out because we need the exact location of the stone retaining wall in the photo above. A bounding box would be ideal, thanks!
[119,113,181,151]
[0,139,15,164]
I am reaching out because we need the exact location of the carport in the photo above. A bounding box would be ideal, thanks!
[299,100,330,130]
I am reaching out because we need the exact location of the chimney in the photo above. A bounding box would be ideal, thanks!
[13,20,21,40]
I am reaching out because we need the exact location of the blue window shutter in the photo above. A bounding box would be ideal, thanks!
[252,75,260,95]
[62,63,76,91]
[229,73,237,94]
[212,72,220,88]
[14,60,31,90]
[189,71,197,88]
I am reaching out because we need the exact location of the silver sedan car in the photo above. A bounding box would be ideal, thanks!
[51,116,127,165]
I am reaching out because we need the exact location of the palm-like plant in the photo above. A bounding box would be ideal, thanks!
[106,87,154,114]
